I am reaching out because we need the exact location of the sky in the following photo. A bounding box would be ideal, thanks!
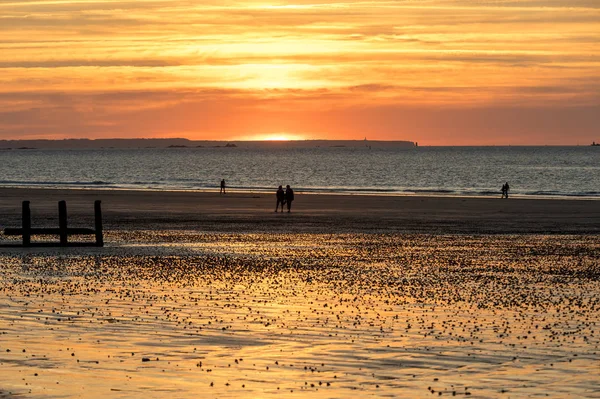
[1,0,599,145]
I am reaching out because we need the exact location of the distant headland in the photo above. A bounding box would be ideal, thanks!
[0,138,416,150]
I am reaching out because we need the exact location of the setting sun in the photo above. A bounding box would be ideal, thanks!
[242,133,304,141]
[260,134,292,141]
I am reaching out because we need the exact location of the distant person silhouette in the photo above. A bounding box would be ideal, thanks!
[275,185,285,212]
[220,179,226,194]
[501,182,510,198]
[285,185,294,213]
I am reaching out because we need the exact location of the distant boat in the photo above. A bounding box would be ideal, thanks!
[592,142,600,146]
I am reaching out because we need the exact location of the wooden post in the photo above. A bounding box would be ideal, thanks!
[94,200,103,247]
[58,200,68,246]
[22,201,31,247]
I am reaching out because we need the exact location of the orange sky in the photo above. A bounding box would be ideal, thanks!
[1,0,599,145]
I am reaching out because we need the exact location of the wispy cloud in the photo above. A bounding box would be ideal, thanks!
[0,0,598,143]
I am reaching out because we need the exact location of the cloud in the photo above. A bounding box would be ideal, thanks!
[0,88,598,144]
[0,0,598,143]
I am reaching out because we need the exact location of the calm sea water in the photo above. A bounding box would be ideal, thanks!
[0,147,598,198]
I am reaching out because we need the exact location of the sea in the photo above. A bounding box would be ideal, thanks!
[0,146,598,198]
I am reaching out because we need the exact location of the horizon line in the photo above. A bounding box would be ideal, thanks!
[0,138,597,146]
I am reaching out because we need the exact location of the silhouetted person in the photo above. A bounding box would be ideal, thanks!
[275,185,285,212]
[220,179,226,194]
[501,182,510,198]
[285,185,294,213]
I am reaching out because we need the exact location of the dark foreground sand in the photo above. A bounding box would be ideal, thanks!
[0,188,598,234]
[0,189,599,398]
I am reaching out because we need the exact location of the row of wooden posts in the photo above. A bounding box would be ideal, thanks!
[2,200,103,247]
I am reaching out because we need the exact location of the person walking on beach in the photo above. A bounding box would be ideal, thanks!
[501,182,510,198]
[275,185,285,212]
[285,185,295,213]
[220,179,226,194]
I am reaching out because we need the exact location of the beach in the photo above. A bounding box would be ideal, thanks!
[0,188,599,398]
[0,188,598,234]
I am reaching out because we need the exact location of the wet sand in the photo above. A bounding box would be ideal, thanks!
[0,188,598,234]
[1,189,599,398]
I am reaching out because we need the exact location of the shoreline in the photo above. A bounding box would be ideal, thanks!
[1,187,599,235]
[0,184,598,201]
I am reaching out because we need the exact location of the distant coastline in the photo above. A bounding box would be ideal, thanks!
[0,138,416,150]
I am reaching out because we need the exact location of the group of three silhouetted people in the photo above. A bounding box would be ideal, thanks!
[275,185,294,213]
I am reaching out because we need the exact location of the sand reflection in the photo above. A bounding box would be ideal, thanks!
[1,233,599,397]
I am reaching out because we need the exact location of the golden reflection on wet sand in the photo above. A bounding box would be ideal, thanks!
[1,233,599,398]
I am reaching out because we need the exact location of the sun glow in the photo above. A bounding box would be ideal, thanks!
[247,133,304,141]
[262,134,291,141]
